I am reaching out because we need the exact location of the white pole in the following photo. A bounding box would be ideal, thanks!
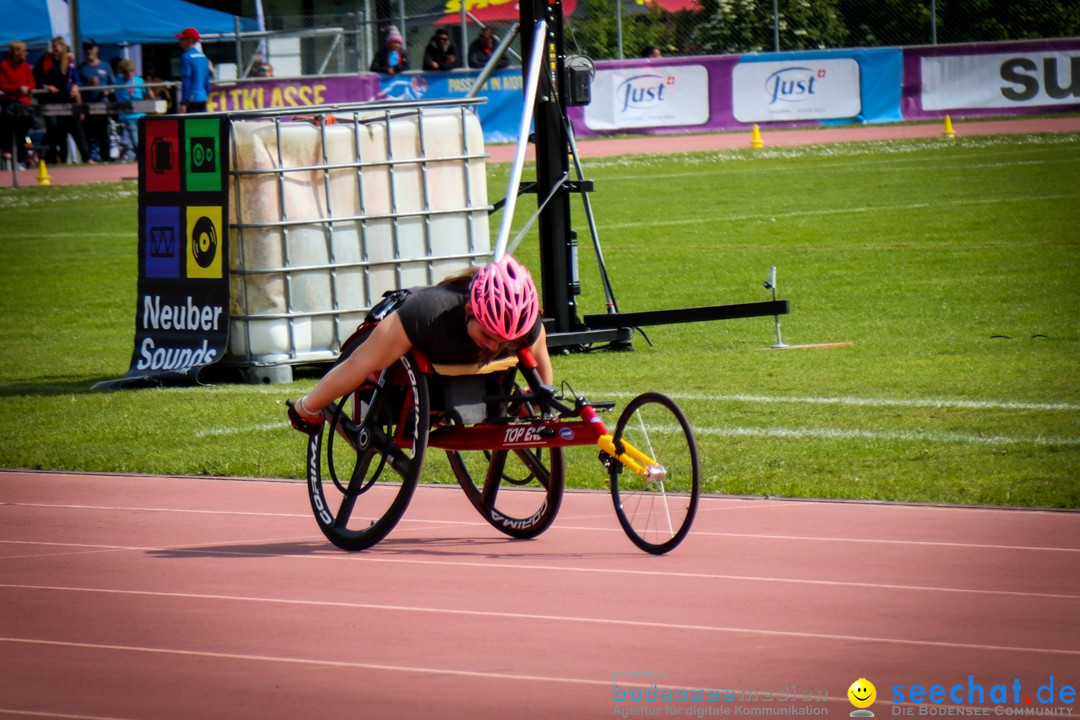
[492,19,548,262]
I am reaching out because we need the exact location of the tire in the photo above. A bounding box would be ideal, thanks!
[306,353,430,551]
[447,446,565,539]
[609,392,699,554]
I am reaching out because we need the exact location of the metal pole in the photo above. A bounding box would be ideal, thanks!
[493,19,548,261]
[234,16,242,73]
[772,0,780,52]
[930,0,938,44]
[461,3,468,69]
[616,0,624,60]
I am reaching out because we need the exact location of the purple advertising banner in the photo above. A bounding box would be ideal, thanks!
[206,74,383,113]
[902,39,1080,119]
[199,38,1077,145]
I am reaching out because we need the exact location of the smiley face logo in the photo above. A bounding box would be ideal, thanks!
[848,679,877,709]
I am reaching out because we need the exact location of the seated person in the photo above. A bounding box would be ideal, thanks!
[422,28,461,71]
[468,28,507,69]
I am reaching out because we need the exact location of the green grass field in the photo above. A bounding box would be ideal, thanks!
[1,131,1078,507]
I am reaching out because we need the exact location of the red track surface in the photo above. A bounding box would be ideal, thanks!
[1,470,1078,719]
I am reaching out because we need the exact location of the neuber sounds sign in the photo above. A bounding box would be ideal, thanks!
[96,116,230,388]
[732,59,861,122]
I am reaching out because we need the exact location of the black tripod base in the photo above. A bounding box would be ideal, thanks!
[545,325,635,350]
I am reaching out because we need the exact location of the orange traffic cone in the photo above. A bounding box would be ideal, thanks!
[751,124,763,149]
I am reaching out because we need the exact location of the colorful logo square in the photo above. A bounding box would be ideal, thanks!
[185,206,224,279]
[184,118,222,192]
[143,118,180,193]
[144,206,181,278]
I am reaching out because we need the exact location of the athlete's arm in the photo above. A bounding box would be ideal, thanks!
[296,313,414,419]
[530,324,553,386]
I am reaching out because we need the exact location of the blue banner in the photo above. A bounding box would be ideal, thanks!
[375,68,525,144]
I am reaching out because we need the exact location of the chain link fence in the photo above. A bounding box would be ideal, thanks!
[201,0,1078,78]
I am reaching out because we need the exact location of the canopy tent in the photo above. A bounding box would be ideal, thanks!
[433,0,698,24]
[0,0,256,47]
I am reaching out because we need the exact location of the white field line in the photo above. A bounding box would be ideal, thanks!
[691,425,1080,446]
[190,383,1080,412]
[599,391,1080,412]
[195,420,1080,446]
[599,192,1080,230]
[606,152,1075,182]
[203,388,1080,444]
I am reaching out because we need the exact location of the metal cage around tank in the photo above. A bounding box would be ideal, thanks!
[222,98,492,383]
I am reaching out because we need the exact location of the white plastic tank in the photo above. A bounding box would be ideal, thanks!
[227,106,490,368]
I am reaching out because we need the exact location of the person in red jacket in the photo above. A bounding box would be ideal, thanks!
[0,40,36,168]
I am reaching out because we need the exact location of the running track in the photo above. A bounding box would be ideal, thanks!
[1,470,1078,719]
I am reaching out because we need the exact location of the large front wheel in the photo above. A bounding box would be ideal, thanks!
[609,392,699,554]
[306,355,430,551]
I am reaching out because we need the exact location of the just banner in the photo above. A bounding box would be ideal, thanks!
[94,116,231,389]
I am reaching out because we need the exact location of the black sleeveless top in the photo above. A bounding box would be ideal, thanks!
[396,284,541,365]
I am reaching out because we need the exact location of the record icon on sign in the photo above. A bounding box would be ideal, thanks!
[191,215,218,269]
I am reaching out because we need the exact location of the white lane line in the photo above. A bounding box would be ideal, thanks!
[3,502,1078,553]
[1,587,1077,656]
[2,536,1077,599]
[0,708,136,720]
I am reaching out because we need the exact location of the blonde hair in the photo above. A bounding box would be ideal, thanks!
[9,40,27,55]
[119,59,136,73]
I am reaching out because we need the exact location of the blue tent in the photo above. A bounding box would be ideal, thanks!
[0,0,256,47]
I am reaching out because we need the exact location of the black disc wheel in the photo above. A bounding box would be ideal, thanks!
[305,354,430,551]
[447,446,564,539]
[609,392,699,554]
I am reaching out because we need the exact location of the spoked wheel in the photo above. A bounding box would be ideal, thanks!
[447,446,565,539]
[609,392,699,554]
[305,354,430,551]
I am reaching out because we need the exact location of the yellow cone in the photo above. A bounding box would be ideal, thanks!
[943,115,956,138]
[36,159,51,186]
[751,124,763,149]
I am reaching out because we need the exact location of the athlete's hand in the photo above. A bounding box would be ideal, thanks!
[286,398,323,435]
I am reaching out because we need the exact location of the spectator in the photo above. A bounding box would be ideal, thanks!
[142,61,172,109]
[176,27,210,112]
[467,28,507,70]
[76,39,113,161]
[254,62,274,78]
[33,36,90,164]
[422,28,461,71]
[0,40,36,169]
[113,59,145,162]
[369,26,409,75]
[641,46,662,59]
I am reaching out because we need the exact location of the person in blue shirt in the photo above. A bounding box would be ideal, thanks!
[113,59,145,162]
[176,27,210,113]
[76,39,113,161]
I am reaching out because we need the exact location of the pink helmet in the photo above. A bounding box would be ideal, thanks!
[469,256,540,342]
